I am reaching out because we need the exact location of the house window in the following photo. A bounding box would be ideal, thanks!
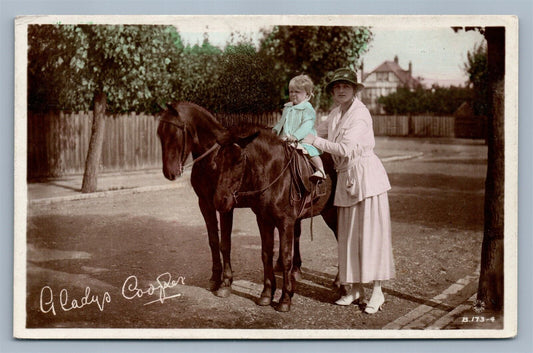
[376,72,389,81]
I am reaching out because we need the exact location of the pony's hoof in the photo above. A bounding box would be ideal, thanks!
[215,286,231,298]
[292,268,302,282]
[276,302,291,312]
[208,280,221,292]
[257,296,272,306]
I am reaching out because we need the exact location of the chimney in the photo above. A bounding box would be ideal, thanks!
[394,55,398,64]
[408,61,412,76]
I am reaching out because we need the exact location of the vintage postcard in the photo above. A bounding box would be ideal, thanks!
[14,15,518,339]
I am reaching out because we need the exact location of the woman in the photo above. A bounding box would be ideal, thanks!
[303,68,395,314]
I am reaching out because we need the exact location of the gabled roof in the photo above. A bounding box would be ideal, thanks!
[363,60,420,88]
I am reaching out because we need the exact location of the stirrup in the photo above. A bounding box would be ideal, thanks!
[309,170,326,183]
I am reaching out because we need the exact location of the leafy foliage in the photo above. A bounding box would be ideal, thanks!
[28,24,182,113]
[211,43,282,113]
[259,26,373,110]
[28,25,374,115]
[377,85,473,115]
[172,37,283,113]
[171,38,223,110]
[463,42,490,116]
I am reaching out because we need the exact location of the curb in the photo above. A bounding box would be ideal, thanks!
[29,171,191,205]
[383,268,479,330]
[425,294,477,330]
[29,183,187,205]
[29,153,423,205]
[382,152,424,163]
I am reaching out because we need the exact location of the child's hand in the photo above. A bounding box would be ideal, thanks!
[286,135,298,143]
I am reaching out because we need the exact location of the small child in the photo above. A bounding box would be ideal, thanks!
[272,74,326,182]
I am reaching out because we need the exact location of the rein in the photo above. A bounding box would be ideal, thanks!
[232,148,295,204]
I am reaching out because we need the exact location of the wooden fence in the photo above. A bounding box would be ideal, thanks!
[373,115,456,137]
[27,111,459,179]
[28,111,162,179]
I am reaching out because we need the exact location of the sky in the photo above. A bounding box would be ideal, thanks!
[177,20,486,88]
[361,27,486,87]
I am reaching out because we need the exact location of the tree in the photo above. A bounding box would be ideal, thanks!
[478,27,505,312]
[173,35,283,114]
[171,37,223,110]
[212,43,282,113]
[28,24,182,192]
[455,26,505,312]
[463,42,491,117]
[258,26,373,110]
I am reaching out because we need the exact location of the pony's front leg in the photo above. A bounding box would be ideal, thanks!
[292,219,303,282]
[275,220,302,282]
[198,197,222,292]
[256,217,276,307]
[216,209,234,298]
[277,220,295,312]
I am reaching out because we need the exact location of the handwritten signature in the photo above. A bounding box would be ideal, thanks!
[121,272,185,306]
[40,286,111,316]
[39,272,185,315]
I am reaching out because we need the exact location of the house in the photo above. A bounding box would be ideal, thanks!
[360,56,421,114]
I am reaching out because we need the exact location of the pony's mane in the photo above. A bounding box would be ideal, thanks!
[228,124,286,158]
[177,101,223,128]
[178,101,214,117]
[229,124,280,144]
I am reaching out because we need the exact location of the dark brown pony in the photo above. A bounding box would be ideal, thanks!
[157,102,338,305]
[157,102,234,298]
[213,126,337,312]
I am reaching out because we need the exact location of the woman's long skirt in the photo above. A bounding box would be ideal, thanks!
[337,192,395,284]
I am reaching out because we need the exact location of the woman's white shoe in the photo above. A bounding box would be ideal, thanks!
[364,292,385,314]
[335,286,364,306]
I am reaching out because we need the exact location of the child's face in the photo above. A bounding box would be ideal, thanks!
[289,86,308,105]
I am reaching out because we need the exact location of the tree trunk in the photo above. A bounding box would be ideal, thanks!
[477,27,505,311]
[81,92,107,193]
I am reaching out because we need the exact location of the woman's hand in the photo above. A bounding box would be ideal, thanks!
[302,134,316,145]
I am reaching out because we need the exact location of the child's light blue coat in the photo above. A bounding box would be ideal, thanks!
[272,100,322,157]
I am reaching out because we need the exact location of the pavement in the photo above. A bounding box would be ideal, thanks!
[24,140,498,332]
[27,146,422,204]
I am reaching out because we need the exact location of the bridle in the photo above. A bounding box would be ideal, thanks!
[159,118,219,173]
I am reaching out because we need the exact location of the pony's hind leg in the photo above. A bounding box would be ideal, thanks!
[277,220,295,312]
[198,197,223,292]
[256,217,276,307]
[320,205,340,288]
[216,209,234,298]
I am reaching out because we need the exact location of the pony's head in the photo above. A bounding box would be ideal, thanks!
[213,131,260,213]
[157,103,193,180]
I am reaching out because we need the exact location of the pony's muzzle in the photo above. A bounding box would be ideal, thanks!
[162,162,183,181]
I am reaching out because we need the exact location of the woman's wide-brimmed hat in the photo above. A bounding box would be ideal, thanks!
[326,68,365,94]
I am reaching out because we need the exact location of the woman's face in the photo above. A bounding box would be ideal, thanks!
[289,87,308,105]
[331,82,355,106]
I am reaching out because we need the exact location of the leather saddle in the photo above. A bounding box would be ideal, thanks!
[283,143,328,217]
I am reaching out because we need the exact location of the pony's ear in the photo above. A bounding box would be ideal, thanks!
[236,131,260,148]
[166,102,179,114]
